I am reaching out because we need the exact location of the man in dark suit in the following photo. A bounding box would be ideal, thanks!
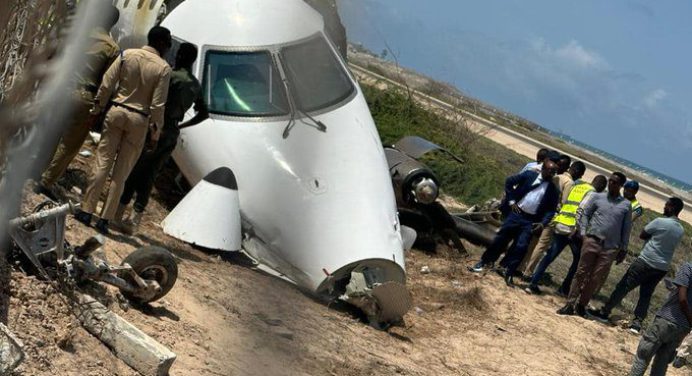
[471,160,560,287]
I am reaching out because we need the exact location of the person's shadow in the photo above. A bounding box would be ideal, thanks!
[132,302,181,322]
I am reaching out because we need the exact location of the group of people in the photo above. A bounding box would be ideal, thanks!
[470,147,690,375]
[35,5,208,236]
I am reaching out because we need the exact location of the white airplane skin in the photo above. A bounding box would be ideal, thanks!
[118,0,410,322]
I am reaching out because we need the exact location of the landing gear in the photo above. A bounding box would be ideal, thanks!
[119,246,178,304]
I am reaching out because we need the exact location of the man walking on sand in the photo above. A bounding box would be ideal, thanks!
[629,262,692,376]
[557,172,632,317]
[589,197,685,334]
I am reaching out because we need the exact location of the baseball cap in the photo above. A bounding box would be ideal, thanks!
[624,180,639,190]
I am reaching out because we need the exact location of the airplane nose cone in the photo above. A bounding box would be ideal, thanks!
[203,167,239,190]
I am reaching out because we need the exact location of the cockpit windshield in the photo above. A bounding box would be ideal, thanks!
[203,50,289,117]
[280,35,355,112]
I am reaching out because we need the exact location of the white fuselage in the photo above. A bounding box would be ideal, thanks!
[161,0,405,295]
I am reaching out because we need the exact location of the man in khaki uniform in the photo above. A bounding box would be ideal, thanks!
[36,6,120,197]
[116,43,209,234]
[75,26,172,235]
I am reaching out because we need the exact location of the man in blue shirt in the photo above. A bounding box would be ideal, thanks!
[557,172,632,317]
[629,262,692,376]
[590,197,685,334]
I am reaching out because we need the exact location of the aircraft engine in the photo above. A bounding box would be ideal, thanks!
[385,148,440,206]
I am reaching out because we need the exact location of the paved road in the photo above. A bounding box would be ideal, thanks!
[350,63,692,225]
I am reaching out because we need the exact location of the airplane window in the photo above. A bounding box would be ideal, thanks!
[202,50,289,117]
[280,35,355,112]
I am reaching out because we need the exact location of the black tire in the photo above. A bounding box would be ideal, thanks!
[120,246,178,304]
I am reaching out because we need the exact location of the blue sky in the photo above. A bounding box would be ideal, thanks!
[337,0,692,185]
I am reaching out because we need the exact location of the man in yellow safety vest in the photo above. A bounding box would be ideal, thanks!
[525,174,607,295]
[624,180,644,222]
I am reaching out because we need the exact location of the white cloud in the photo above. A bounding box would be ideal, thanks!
[555,40,608,69]
[643,89,667,108]
[531,38,608,70]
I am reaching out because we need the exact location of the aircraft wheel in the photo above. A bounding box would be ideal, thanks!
[120,246,178,303]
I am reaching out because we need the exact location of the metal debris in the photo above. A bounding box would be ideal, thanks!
[0,323,24,374]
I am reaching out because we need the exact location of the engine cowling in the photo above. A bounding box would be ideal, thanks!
[384,148,439,206]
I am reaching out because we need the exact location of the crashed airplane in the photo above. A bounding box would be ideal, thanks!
[115,0,412,325]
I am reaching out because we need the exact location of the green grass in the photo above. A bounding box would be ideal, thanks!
[362,84,528,204]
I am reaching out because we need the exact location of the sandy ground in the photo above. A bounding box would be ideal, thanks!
[8,173,688,375]
[349,54,692,226]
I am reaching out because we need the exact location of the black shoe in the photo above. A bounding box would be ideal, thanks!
[575,304,587,318]
[587,308,610,323]
[469,261,490,273]
[74,210,92,226]
[94,219,109,235]
[628,319,642,334]
[504,275,516,288]
[557,304,575,315]
[494,267,508,278]
[33,183,58,201]
[524,285,541,295]
[672,356,686,368]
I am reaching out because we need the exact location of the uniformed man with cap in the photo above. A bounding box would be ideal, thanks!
[35,5,121,198]
[75,26,173,235]
[115,42,209,234]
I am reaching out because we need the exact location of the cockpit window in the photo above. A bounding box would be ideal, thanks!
[280,35,355,112]
[203,50,289,117]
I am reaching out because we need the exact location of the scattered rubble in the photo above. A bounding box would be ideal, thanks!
[0,322,24,374]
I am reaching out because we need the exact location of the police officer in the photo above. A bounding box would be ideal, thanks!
[35,6,121,198]
[115,43,209,234]
[75,27,173,235]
